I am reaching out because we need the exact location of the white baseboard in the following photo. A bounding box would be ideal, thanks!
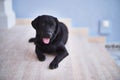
[88,36,106,43]
[16,19,32,25]
[16,18,71,27]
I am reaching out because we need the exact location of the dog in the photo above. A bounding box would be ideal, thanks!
[29,15,69,69]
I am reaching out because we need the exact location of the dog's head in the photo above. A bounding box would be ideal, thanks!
[31,15,59,44]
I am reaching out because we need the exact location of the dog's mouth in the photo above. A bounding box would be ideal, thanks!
[42,38,50,44]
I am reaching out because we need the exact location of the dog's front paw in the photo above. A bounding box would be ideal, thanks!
[38,55,46,61]
[49,61,58,69]
[29,38,36,42]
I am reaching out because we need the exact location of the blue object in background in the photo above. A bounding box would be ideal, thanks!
[99,20,111,35]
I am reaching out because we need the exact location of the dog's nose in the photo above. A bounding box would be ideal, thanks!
[40,31,52,38]
[42,31,52,38]
[46,31,52,38]
[47,31,52,36]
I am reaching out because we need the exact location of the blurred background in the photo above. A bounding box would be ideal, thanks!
[0,0,120,80]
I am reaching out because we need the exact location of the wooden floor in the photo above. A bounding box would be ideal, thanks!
[0,25,120,80]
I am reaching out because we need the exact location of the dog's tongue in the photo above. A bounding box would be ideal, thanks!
[42,38,50,44]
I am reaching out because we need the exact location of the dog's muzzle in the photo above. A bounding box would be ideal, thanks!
[40,31,53,44]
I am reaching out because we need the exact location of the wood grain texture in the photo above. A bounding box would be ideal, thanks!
[0,25,120,80]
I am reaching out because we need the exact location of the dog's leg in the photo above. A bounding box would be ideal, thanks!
[35,46,46,61]
[29,37,36,43]
[49,45,68,69]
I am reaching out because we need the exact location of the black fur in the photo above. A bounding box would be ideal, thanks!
[29,15,69,69]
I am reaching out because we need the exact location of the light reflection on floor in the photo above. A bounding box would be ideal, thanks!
[108,49,120,66]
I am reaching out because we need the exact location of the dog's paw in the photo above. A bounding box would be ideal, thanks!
[29,38,36,43]
[49,61,58,69]
[38,55,46,61]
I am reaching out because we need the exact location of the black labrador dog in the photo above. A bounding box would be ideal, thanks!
[29,15,69,69]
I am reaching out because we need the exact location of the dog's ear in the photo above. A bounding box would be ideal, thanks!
[51,17,60,41]
[31,16,40,29]
[54,17,59,34]
[54,17,59,27]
